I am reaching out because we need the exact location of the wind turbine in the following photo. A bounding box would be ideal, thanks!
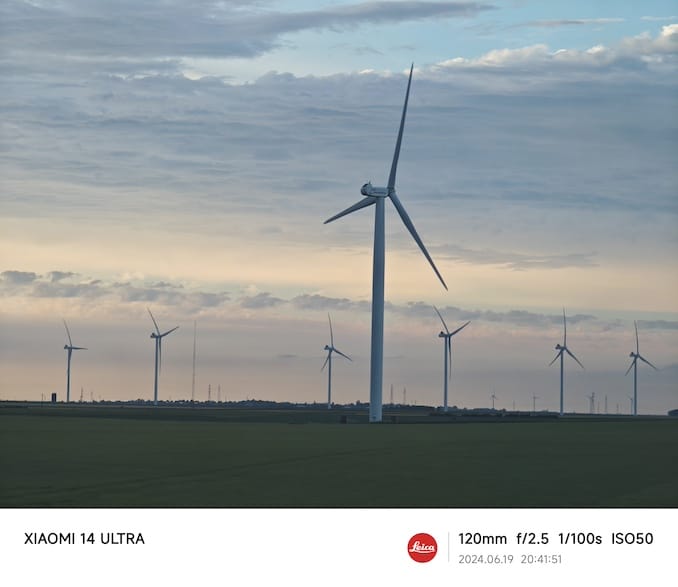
[148,308,179,406]
[434,306,469,412]
[625,321,658,416]
[322,314,352,409]
[491,393,498,410]
[549,308,584,416]
[324,64,447,423]
[63,320,86,403]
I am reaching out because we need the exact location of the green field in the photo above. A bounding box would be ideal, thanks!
[1,405,677,507]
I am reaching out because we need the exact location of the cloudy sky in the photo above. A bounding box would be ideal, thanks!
[1,0,677,414]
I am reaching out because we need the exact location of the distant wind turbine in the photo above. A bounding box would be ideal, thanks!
[434,306,469,412]
[625,321,658,416]
[491,393,498,410]
[322,314,352,409]
[549,308,584,416]
[324,64,447,423]
[63,320,86,403]
[148,308,179,406]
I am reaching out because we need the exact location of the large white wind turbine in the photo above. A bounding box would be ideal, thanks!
[549,308,584,416]
[148,308,179,406]
[322,314,352,409]
[434,306,469,412]
[625,321,658,416]
[324,64,447,423]
[63,320,86,403]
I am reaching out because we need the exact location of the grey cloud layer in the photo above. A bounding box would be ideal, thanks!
[522,18,625,28]
[0,270,230,308]
[4,269,677,332]
[2,10,676,273]
[1,1,493,62]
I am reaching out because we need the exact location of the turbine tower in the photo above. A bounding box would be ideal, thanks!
[148,308,179,406]
[322,314,352,409]
[63,320,86,403]
[549,308,584,416]
[324,64,447,423]
[625,321,658,416]
[434,306,469,412]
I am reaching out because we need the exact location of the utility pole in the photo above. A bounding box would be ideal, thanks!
[191,320,197,403]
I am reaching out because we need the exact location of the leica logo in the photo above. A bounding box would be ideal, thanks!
[409,541,435,553]
[407,533,438,563]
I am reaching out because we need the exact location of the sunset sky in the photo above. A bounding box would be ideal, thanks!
[1,0,677,413]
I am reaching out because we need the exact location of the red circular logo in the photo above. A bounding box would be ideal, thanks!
[407,533,438,563]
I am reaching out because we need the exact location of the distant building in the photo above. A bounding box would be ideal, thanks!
[668,409,678,418]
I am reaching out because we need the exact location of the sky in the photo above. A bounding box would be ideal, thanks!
[1,0,677,414]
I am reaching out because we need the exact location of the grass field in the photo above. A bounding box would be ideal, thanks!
[1,405,677,507]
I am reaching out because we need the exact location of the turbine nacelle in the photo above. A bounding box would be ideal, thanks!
[438,331,447,338]
[555,343,563,351]
[324,344,332,351]
[360,182,388,197]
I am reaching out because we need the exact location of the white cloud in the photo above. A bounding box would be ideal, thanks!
[432,23,678,71]
[641,15,678,21]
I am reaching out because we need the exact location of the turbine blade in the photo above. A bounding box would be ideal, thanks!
[328,313,334,347]
[625,358,636,376]
[548,351,561,366]
[160,326,179,337]
[565,347,584,370]
[637,354,658,371]
[73,346,87,351]
[147,308,161,335]
[433,305,450,334]
[387,63,414,190]
[634,320,639,354]
[450,320,470,336]
[63,319,73,346]
[324,197,376,224]
[334,348,352,362]
[389,190,447,290]
[321,354,329,371]
[562,308,567,346]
